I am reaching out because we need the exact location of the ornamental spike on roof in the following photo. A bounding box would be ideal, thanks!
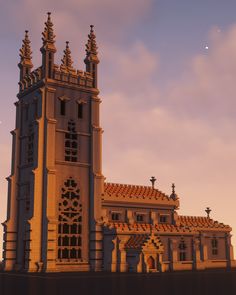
[85,25,98,57]
[42,12,56,46]
[19,30,33,64]
[60,41,75,73]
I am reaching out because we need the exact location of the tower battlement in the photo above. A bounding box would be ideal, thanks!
[18,65,94,94]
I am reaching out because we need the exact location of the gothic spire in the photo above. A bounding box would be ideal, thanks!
[42,12,56,47]
[84,25,99,88]
[40,12,56,78]
[19,30,33,64]
[18,30,33,80]
[85,25,98,58]
[60,41,75,73]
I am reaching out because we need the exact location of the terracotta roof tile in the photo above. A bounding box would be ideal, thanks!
[104,182,178,205]
[179,215,231,231]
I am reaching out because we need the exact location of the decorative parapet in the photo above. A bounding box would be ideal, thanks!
[18,65,93,94]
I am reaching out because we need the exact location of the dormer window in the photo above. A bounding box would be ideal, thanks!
[111,212,120,221]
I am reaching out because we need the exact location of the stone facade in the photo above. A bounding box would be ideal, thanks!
[2,13,236,273]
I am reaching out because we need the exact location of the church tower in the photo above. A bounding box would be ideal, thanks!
[3,13,104,272]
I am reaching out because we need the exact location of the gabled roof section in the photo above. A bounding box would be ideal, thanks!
[103,182,179,207]
[178,215,231,231]
[125,234,164,252]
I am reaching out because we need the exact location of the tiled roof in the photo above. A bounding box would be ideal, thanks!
[125,234,164,251]
[125,234,149,249]
[105,217,231,233]
[106,222,193,234]
[103,182,178,206]
[179,215,231,231]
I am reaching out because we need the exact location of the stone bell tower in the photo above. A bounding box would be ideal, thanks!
[2,13,104,272]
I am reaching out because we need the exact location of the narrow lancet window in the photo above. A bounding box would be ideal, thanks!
[60,100,66,116]
[78,103,83,119]
[65,120,78,162]
[179,239,187,261]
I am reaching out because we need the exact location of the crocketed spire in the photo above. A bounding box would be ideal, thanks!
[85,25,98,57]
[60,41,75,73]
[19,30,33,65]
[42,12,56,46]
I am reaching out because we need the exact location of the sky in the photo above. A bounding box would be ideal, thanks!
[1,0,236,255]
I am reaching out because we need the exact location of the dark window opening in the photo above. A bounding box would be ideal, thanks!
[179,240,187,261]
[212,238,218,255]
[136,214,144,222]
[60,100,66,116]
[159,215,167,223]
[111,212,120,221]
[78,103,83,119]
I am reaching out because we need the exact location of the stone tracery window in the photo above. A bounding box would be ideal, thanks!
[57,177,82,260]
[65,120,78,162]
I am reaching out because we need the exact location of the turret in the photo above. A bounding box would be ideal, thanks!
[84,25,99,88]
[40,12,56,79]
[18,30,33,81]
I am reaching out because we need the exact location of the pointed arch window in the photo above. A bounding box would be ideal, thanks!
[57,177,82,261]
[64,120,78,162]
[179,239,187,261]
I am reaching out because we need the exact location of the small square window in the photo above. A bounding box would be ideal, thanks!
[159,215,167,223]
[136,214,144,222]
[111,212,120,221]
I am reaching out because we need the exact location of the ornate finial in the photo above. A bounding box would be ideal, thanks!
[170,183,178,200]
[172,183,175,194]
[19,30,33,64]
[150,176,156,189]
[60,41,75,72]
[85,24,98,57]
[42,12,56,46]
[205,207,211,218]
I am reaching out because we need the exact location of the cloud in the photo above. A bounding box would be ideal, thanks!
[161,25,236,122]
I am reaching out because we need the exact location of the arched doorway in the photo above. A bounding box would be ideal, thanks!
[147,256,155,270]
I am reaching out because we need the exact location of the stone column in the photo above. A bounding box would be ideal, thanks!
[137,253,143,273]
[119,238,128,272]
[225,233,236,268]
[200,234,208,263]
[111,237,118,272]
[169,238,177,271]
[193,238,204,270]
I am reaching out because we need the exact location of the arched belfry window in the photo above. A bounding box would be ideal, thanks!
[65,120,78,162]
[57,177,82,260]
